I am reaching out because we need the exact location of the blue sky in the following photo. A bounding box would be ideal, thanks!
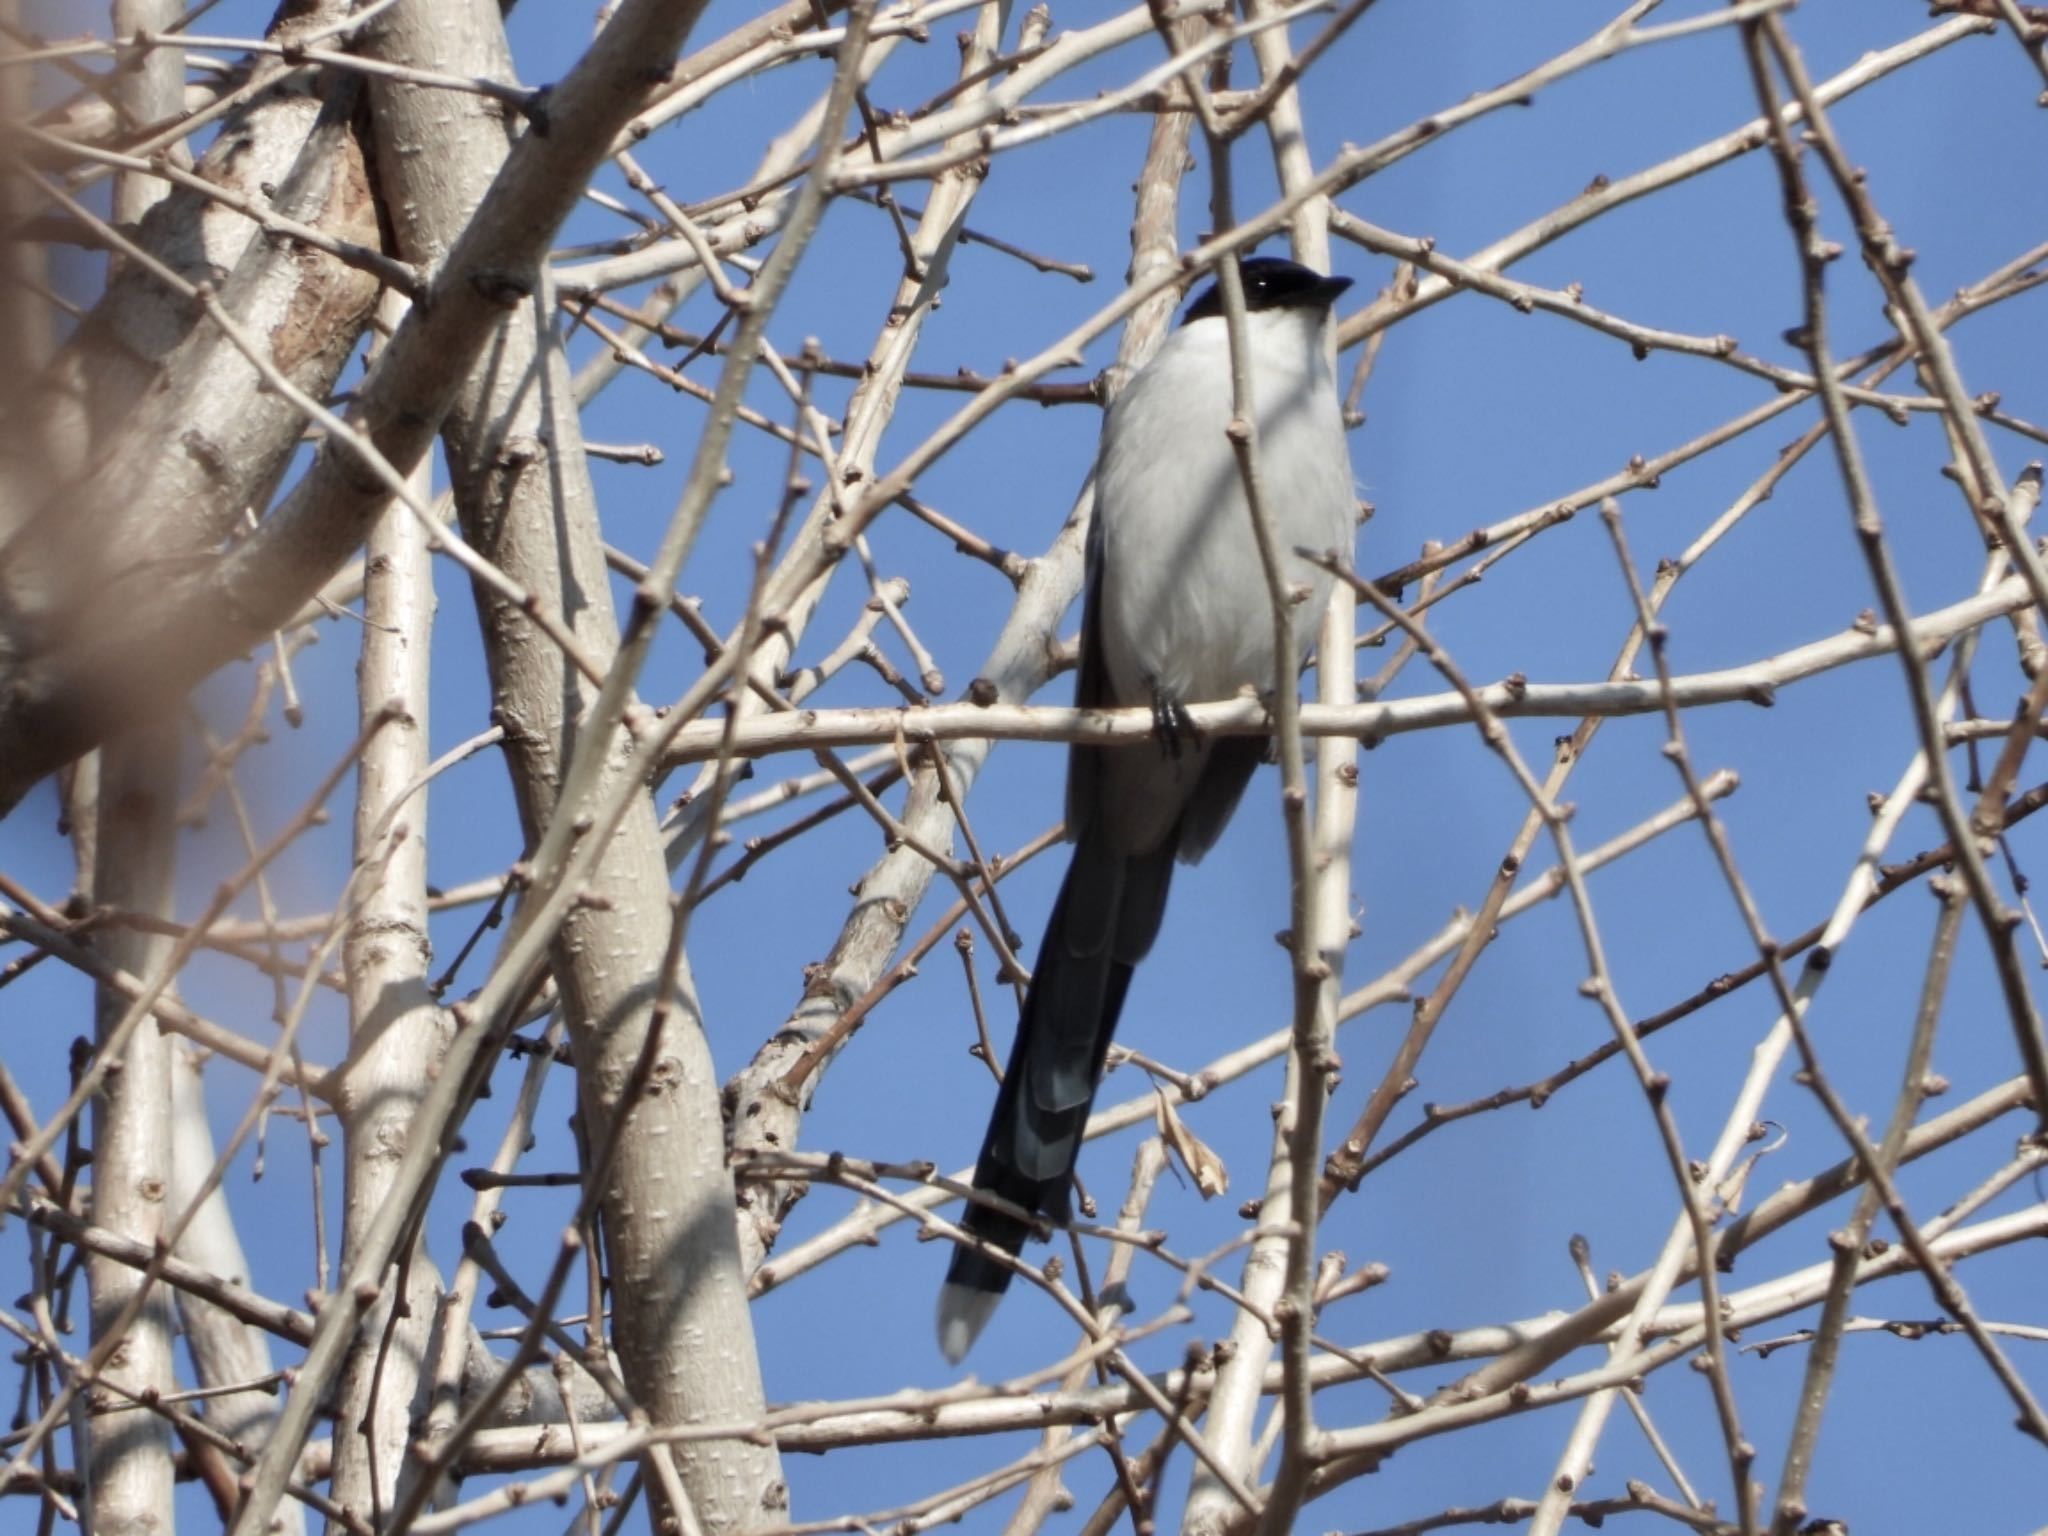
[4,1,2046,1531]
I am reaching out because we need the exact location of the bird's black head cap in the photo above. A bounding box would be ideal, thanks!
[1182,256,1353,325]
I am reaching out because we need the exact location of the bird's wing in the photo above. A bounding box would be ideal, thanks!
[1064,485,1112,843]
[1174,737,1264,866]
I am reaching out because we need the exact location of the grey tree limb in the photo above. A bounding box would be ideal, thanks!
[358,0,783,1527]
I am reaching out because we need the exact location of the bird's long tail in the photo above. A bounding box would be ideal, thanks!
[936,832,1171,1363]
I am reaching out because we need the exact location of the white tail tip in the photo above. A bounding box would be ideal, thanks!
[936,1281,1002,1364]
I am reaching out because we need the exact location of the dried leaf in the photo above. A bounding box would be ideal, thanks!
[1154,1088,1228,1198]
[1714,1121,1790,1216]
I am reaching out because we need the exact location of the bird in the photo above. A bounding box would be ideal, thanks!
[937,254,1359,1363]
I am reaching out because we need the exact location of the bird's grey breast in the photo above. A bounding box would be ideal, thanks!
[1091,312,1354,710]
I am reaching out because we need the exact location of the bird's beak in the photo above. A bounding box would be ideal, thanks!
[1315,274,1355,307]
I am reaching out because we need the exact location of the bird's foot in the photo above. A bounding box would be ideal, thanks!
[1150,683,1202,760]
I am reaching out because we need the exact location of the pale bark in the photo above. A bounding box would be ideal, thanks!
[360,1,782,1528]
[208,6,792,1526]
[84,730,180,1536]
[164,1044,303,1536]
[0,0,717,815]
[0,0,374,629]
[330,408,447,1531]
[0,0,56,416]
[76,11,190,1531]
[109,0,183,230]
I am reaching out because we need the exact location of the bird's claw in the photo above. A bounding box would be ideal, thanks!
[1150,684,1202,760]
